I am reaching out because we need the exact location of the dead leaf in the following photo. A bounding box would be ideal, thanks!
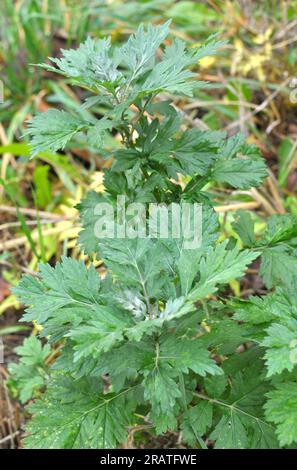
[0,278,10,302]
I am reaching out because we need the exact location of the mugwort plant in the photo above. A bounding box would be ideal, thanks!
[10,22,297,449]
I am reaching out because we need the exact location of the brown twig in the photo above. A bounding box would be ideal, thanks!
[225,78,291,131]
[0,225,78,252]
[249,188,277,215]
[0,205,71,220]
[0,217,70,231]
[214,201,260,213]
[266,171,286,214]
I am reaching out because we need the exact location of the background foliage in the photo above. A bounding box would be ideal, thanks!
[0,0,297,449]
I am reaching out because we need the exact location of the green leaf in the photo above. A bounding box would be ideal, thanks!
[25,109,87,157]
[160,334,222,377]
[68,309,133,361]
[8,336,50,403]
[143,364,181,433]
[87,118,112,149]
[194,34,227,61]
[278,137,297,186]
[201,318,256,355]
[177,206,219,295]
[77,191,110,256]
[141,38,210,97]
[210,414,249,449]
[24,375,136,448]
[209,362,278,449]
[188,242,259,301]
[265,382,297,446]
[260,246,297,289]
[93,340,153,390]
[257,216,297,289]
[262,321,297,376]
[210,135,267,189]
[181,401,213,446]
[99,237,173,302]
[232,295,275,325]
[260,214,297,246]
[212,153,267,189]
[232,210,256,247]
[33,165,52,208]
[13,257,102,326]
[118,21,171,78]
[37,36,121,91]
